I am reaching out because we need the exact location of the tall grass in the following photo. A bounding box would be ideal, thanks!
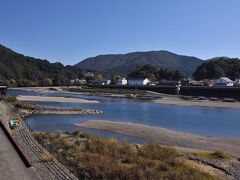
[33,132,217,180]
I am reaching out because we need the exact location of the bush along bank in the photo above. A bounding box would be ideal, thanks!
[33,131,217,180]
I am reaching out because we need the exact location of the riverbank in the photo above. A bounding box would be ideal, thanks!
[76,120,240,156]
[12,87,240,109]
[17,95,100,103]
[151,97,240,109]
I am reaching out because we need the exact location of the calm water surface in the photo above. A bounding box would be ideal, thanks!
[8,89,240,142]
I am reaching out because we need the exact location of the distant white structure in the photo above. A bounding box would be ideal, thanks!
[234,79,240,84]
[214,77,234,86]
[84,72,94,78]
[128,78,150,86]
[92,80,111,85]
[71,79,87,85]
[116,78,128,85]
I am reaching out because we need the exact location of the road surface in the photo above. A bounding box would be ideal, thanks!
[0,104,40,180]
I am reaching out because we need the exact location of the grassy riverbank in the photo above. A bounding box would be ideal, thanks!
[64,86,146,95]
[33,131,216,180]
[76,120,240,156]
[3,96,36,110]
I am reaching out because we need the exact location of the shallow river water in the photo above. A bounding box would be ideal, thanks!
[8,89,240,143]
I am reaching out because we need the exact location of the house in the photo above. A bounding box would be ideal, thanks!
[84,72,94,78]
[71,79,87,85]
[214,77,234,87]
[191,81,204,86]
[189,80,204,86]
[92,80,111,86]
[0,86,7,99]
[128,78,150,86]
[116,78,128,85]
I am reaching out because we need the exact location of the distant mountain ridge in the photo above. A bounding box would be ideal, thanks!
[75,51,204,76]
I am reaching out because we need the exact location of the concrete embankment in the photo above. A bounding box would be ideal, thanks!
[0,102,40,180]
[1,102,78,180]
[0,119,32,168]
[0,124,40,180]
[89,85,240,98]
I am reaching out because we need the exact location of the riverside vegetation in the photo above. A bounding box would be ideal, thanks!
[33,131,217,180]
[3,96,36,110]
[65,86,146,95]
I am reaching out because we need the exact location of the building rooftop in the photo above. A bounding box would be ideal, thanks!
[219,77,233,83]
[128,78,149,81]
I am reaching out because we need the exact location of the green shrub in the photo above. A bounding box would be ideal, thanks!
[3,96,17,102]
[3,96,36,110]
[209,150,235,159]
[13,101,35,110]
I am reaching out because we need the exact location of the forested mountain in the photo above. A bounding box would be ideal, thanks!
[0,44,83,86]
[193,58,240,80]
[75,51,203,76]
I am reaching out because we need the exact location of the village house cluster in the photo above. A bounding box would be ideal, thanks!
[71,72,240,87]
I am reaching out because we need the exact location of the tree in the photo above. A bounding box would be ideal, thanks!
[111,75,120,85]
[40,78,53,86]
[202,79,211,86]
[128,64,157,79]
[128,64,186,81]
[0,44,84,87]
[193,58,240,80]
[9,79,17,87]
[94,74,104,81]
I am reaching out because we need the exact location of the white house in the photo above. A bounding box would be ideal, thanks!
[128,78,150,86]
[214,77,234,87]
[116,78,128,85]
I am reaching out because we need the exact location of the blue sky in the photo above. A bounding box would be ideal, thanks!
[1,0,240,65]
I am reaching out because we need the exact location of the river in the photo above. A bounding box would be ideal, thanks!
[8,89,240,143]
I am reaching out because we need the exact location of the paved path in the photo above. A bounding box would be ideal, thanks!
[0,104,40,180]
[0,102,78,180]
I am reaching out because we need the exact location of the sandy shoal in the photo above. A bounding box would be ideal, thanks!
[152,98,240,109]
[17,95,100,103]
[76,120,240,156]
